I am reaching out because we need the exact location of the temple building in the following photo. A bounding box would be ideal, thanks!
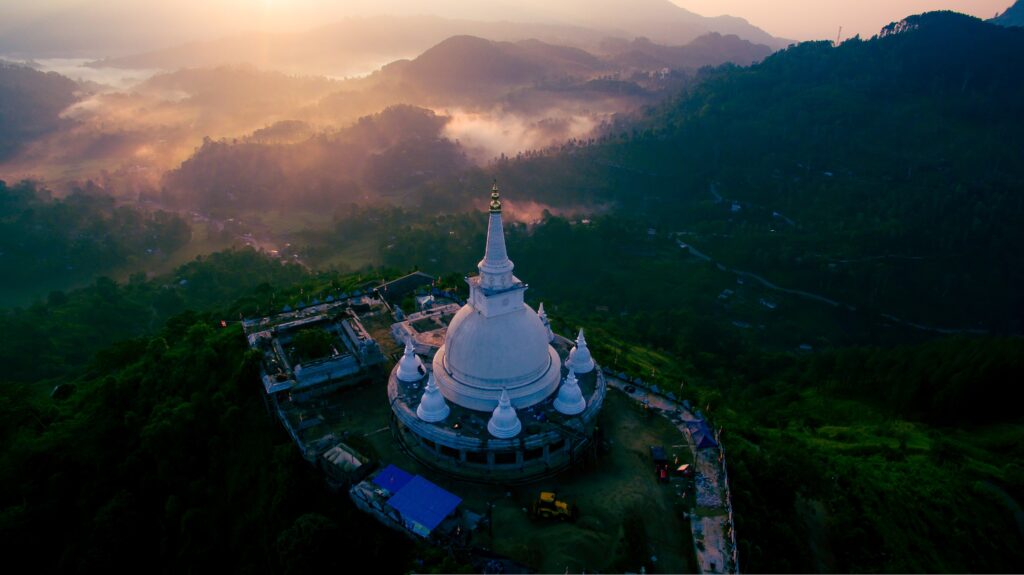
[388,184,606,482]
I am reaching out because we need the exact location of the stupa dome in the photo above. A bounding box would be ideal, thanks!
[431,183,560,411]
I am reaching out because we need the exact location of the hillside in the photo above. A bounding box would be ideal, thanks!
[431,12,1024,333]
[0,180,191,306]
[601,33,772,69]
[161,105,468,211]
[993,0,1024,27]
[375,36,609,100]
[0,62,79,161]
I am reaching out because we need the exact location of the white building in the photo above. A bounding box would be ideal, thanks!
[387,183,606,482]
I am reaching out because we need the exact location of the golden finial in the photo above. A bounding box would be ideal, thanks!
[489,180,501,213]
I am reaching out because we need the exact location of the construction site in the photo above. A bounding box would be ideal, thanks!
[245,183,738,572]
[243,285,738,573]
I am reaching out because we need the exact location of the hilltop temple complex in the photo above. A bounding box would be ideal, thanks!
[387,184,607,482]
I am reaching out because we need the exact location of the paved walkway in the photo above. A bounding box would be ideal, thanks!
[606,374,738,573]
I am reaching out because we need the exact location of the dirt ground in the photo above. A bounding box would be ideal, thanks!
[298,372,697,574]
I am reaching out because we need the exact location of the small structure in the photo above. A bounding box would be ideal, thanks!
[415,294,436,311]
[373,464,414,495]
[554,370,586,416]
[320,442,372,487]
[385,475,463,538]
[244,303,385,402]
[396,338,425,382]
[350,465,462,540]
[416,374,450,423]
[651,445,670,482]
[390,302,461,358]
[685,419,719,450]
[487,389,522,439]
[567,328,595,374]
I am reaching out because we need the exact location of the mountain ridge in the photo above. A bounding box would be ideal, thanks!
[992,0,1024,27]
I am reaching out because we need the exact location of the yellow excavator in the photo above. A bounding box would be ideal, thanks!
[531,492,579,522]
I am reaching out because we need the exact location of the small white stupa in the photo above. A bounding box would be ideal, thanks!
[567,328,595,374]
[416,373,450,423]
[554,369,586,416]
[487,388,522,438]
[396,338,425,382]
[538,302,555,342]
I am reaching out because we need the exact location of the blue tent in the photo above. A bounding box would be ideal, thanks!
[685,420,718,450]
[372,464,413,495]
[386,475,462,537]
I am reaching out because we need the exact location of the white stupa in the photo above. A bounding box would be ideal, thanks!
[538,302,555,342]
[431,183,561,411]
[416,373,450,422]
[553,369,587,416]
[487,388,522,438]
[396,338,425,382]
[566,328,595,374]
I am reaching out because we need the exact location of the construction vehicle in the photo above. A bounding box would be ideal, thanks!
[531,492,578,521]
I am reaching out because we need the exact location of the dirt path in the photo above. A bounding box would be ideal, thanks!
[606,374,739,573]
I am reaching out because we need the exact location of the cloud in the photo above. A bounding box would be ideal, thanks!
[440,107,602,162]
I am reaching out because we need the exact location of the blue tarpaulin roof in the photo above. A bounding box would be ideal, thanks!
[386,475,462,533]
[685,420,719,449]
[372,464,413,494]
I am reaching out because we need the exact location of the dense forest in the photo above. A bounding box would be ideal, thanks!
[402,12,1024,332]
[0,255,412,572]
[161,105,469,212]
[0,61,79,161]
[0,180,192,304]
[1,7,1023,574]
[0,249,306,384]
[0,248,1020,572]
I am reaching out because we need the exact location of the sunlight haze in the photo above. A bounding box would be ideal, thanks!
[672,0,1013,40]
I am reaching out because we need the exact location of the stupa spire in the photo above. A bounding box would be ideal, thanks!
[478,181,515,289]
[396,337,425,382]
[487,388,522,438]
[554,369,587,415]
[416,373,450,422]
[538,302,554,342]
[567,328,595,374]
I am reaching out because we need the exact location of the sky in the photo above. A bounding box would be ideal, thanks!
[0,0,1016,46]
[672,0,1013,40]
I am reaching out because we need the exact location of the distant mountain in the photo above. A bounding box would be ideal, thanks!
[992,0,1024,27]
[89,16,615,77]
[601,33,772,70]
[449,11,1024,333]
[368,32,773,103]
[518,0,788,48]
[161,105,469,210]
[0,61,79,161]
[374,36,611,100]
[91,12,781,78]
[2,1,786,61]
